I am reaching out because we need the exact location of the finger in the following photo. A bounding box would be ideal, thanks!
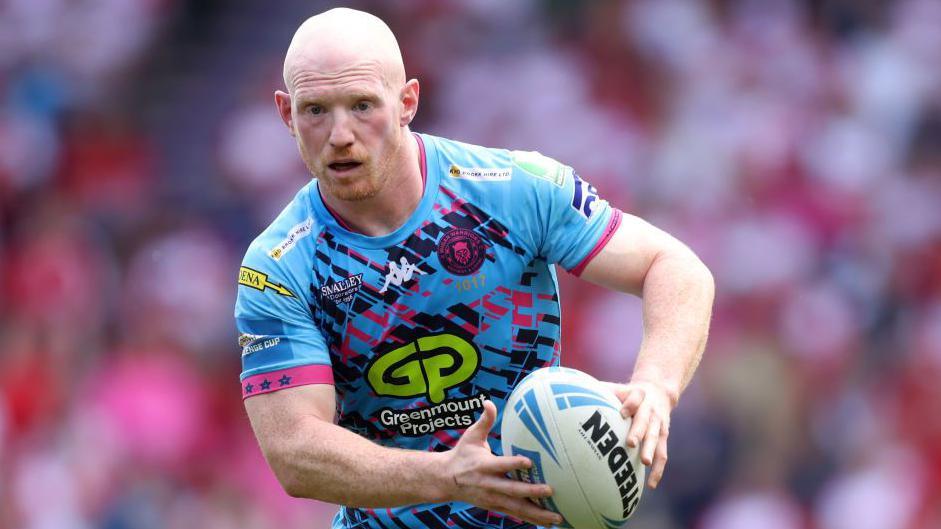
[494,497,564,528]
[614,387,630,401]
[463,400,497,443]
[603,382,630,403]
[479,489,564,527]
[483,475,553,499]
[620,387,645,419]
[626,402,651,448]
[647,430,669,489]
[640,416,660,466]
[490,455,534,475]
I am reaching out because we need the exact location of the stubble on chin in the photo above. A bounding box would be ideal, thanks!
[306,131,404,203]
[316,163,386,202]
[328,178,381,201]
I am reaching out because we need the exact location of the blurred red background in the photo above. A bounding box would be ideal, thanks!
[1,1,940,528]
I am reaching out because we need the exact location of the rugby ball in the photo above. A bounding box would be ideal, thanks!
[501,367,644,529]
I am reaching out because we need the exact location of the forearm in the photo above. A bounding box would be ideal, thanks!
[631,249,714,403]
[259,414,450,507]
[244,388,554,524]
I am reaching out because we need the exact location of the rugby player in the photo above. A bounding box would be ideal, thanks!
[236,8,715,528]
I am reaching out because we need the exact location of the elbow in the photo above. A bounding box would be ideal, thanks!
[696,256,715,299]
[270,457,303,498]
[279,475,309,499]
[265,446,315,499]
[689,257,716,315]
[279,471,318,500]
[677,243,714,300]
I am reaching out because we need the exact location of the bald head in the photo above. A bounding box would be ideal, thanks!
[274,8,421,205]
[283,8,405,94]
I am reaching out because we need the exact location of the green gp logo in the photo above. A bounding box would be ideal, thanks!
[366,334,480,404]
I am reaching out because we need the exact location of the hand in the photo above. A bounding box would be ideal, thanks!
[601,380,676,489]
[442,400,564,528]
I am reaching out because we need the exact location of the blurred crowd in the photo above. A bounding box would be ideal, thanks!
[1,0,940,528]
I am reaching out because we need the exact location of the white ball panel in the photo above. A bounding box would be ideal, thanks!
[501,367,645,529]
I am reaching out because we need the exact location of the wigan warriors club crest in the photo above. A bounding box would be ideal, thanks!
[436,228,486,276]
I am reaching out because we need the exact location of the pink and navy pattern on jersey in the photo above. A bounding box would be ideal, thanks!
[235,133,618,529]
[309,183,563,452]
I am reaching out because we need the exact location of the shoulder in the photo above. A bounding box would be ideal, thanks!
[245,182,321,260]
[240,182,323,291]
[424,133,572,200]
[426,134,514,169]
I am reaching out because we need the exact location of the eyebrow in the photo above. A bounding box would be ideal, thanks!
[295,90,380,105]
[346,91,380,101]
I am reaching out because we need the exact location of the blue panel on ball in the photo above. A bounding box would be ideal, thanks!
[517,388,559,465]
[549,383,606,400]
[549,383,618,412]
[562,395,618,412]
[509,446,572,529]
[601,513,627,529]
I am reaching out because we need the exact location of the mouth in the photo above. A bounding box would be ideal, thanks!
[328,160,363,173]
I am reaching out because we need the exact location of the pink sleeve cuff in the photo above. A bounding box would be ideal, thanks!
[570,209,623,277]
[241,364,334,399]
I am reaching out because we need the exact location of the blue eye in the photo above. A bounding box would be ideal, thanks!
[308,105,324,115]
[354,101,371,112]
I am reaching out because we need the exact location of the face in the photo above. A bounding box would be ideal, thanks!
[278,61,410,202]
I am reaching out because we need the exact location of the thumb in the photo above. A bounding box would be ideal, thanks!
[462,399,497,443]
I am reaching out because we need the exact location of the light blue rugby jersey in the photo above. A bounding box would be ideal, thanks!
[235,133,623,529]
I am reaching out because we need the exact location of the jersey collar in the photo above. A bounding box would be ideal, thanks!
[310,132,440,249]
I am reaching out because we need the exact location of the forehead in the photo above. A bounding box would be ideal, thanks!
[290,59,389,101]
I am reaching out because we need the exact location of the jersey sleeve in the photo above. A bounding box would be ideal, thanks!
[235,244,333,399]
[512,150,623,275]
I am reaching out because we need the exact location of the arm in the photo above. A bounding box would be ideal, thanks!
[244,384,563,527]
[580,212,715,488]
[244,384,445,506]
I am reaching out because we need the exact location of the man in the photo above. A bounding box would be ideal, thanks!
[236,8,714,529]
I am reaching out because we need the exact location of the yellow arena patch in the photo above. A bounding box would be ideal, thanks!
[238,267,296,298]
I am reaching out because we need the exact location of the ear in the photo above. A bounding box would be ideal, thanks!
[274,90,296,137]
[399,79,420,127]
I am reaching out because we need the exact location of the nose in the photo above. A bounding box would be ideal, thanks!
[328,111,355,150]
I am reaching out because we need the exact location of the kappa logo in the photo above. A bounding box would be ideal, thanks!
[366,333,481,404]
[238,267,296,298]
[379,257,426,294]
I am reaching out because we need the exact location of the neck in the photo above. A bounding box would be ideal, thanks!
[321,131,423,237]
